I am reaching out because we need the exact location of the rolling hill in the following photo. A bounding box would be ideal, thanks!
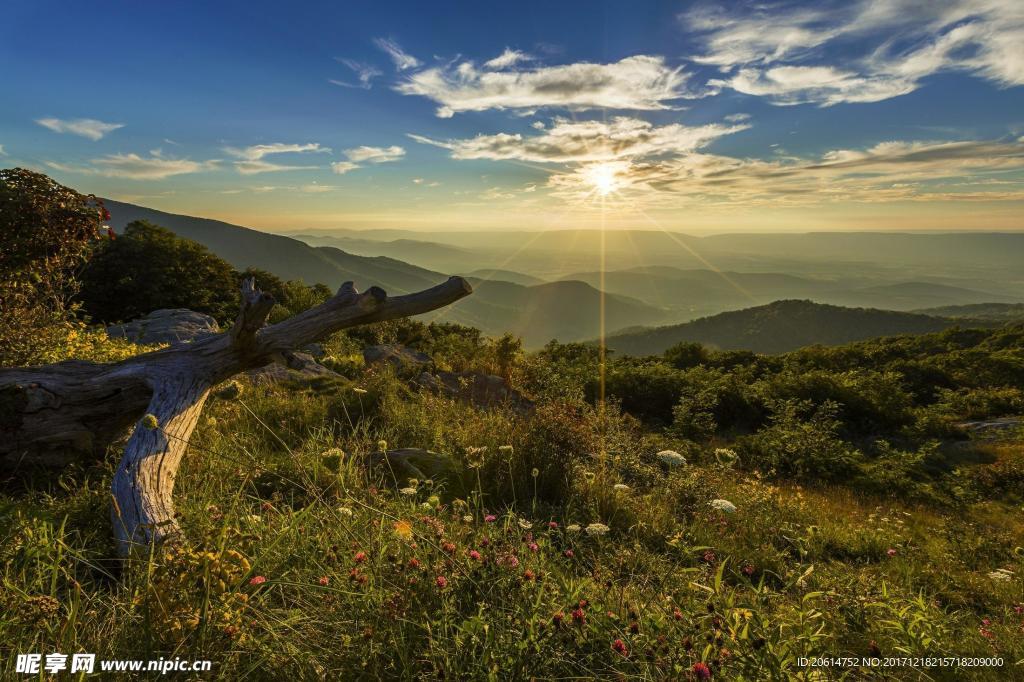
[102,200,663,346]
[603,299,995,356]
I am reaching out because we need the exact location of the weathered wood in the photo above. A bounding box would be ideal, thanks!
[0,276,472,553]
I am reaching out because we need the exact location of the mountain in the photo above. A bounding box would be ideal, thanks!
[915,302,1024,321]
[292,233,475,273]
[466,269,547,286]
[104,200,445,294]
[603,299,994,356]
[821,282,1019,310]
[103,200,662,346]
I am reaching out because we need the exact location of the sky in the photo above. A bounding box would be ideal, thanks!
[2,0,1023,233]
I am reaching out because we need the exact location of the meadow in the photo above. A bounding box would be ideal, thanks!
[2,319,1023,680]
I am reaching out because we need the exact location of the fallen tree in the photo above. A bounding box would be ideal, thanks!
[1,276,472,554]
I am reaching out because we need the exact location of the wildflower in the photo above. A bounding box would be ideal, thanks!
[742,563,755,577]
[564,549,574,558]
[548,521,559,529]
[353,387,367,394]
[528,542,539,553]
[442,542,456,553]
[989,568,1014,582]
[353,551,368,563]
[399,487,417,496]
[141,413,159,430]
[552,611,565,626]
[692,661,712,680]
[248,576,267,586]
[713,448,738,466]
[710,499,737,514]
[518,518,533,530]
[613,483,630,492]
[673,608,683,621]
[523,569,536,581]
[318,576,330,586]
[462,514,473,523]
[531,467,540,478]
[468,550,481,561]
[566,524,581,533]
[484,514,497,523]
[498,445,514,454]
[261,501,273,512]
[420,502,432,509]
[657,450,686,468]
[435,575,448,589]
[585,523,610,537]
[612,639,628,656]
[504,555,520,569]
[393,520,413,539]
[571,607,586,626]
[408,558,421,569]
[426,495,440,507]
[377,440,388,451]
[886,548,897,558]
[465,446,488,468]
[702,550,717,564]
[337,506,353,517]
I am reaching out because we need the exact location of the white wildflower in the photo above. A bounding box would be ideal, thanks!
[657,450,686,468]
[710,499,737,514]
[988,568,1014,582]
[713,448,738,466]
[353,387,368,394]
[399,487,417,496]
[462,514,473,523]
[566,524,582,533]
[613,483,631,492]
[518,518,533,530]
[585,522,610,537]
[336,506,354,517]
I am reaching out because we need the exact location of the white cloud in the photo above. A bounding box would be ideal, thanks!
[344,145,406,163]
[483,48,533,70]
[374,37,421,71]
[683,0,1024,106]
[0,144,5,156]
[396,55,691,117]
[46,153,217,180]
[409,116,747,163]
[331,59,382,89]
[224,142,330,174]
[331,161,360,175]
[35,117,124,140]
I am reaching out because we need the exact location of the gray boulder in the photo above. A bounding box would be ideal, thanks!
[106,309,219,346]
[417,370,534,413]
[363,344,431,370]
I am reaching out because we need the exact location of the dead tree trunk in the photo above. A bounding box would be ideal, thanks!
[1,276,472,554]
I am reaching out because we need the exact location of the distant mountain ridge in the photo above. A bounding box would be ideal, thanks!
[102,200,664,346]
[603,299,997,356]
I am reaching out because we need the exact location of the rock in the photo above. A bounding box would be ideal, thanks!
[956,417,1022,437]
[106,309,219,346]
[302,342,326,359]
[364,448,466,497]
[417,370,534,413]
[246,351,340,384]
[363,344,431,370]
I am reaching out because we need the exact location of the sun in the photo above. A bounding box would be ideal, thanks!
[582,161,627,196]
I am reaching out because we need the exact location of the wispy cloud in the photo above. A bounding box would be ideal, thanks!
[548,136,1024,207]
[224,142,330,174]
[36,117,124,140]
[0,144,5,156]
[46,152,217,180]
[331,58,383,89]
[331,161,359,175]
[683,0,1024,106]
[410,116,747,163]
[374,37,421,71]
[396,55,691,117]
[343,145,406,163]
[483,48,533,70]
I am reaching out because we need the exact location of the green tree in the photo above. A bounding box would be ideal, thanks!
[78,220,239,323]
[0,168,107,366]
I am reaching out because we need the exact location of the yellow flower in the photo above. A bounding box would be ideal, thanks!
[393,520,413,540]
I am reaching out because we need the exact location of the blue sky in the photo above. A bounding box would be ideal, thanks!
[2,0,1023,232]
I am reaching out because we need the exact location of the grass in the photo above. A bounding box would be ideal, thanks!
[2,371,1023,680]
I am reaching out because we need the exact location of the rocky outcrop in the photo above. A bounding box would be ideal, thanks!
[417,370,534,413]
[363,344,432,370]
[106,309,219,345]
